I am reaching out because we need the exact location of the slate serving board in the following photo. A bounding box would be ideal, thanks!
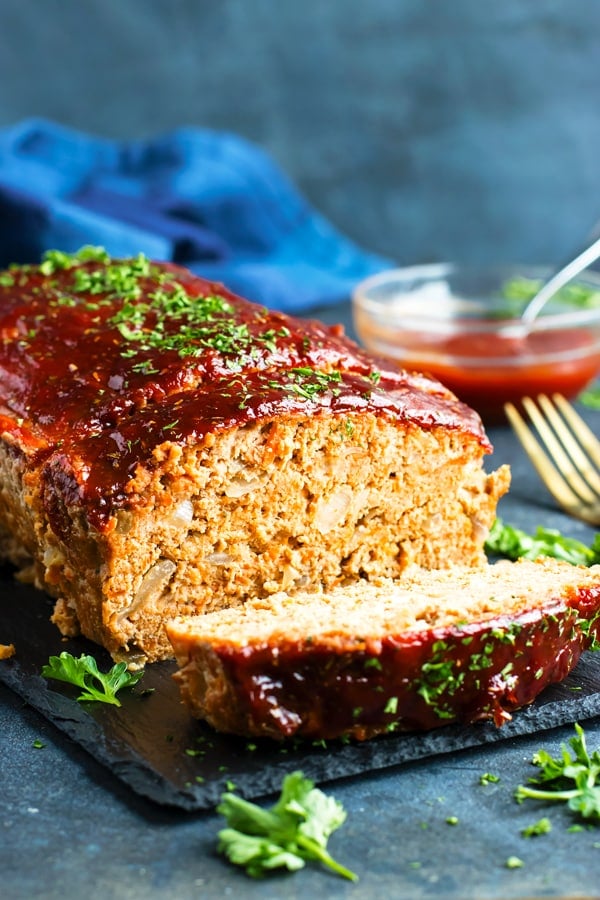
[2,565,600,811]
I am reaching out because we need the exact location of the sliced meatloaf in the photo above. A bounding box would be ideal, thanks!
[0,247,509,664]
[167,558,600,741]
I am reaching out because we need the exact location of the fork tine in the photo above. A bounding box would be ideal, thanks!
[527,395,599,504]
[538,394,600,497]
[504,401,585,509]
[552,393,600,472]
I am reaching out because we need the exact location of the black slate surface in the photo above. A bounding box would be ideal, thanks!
[2,563,600,811]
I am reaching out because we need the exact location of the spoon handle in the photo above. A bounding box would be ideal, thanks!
[521,233,600,326]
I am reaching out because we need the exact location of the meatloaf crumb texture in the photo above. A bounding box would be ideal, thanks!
[167,558,600,740]
[0,248,509,664]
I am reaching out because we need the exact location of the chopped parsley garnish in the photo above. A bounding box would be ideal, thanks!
[275,368,343,400]
[39,245,111,275]
[217,771,357,881]
[413,639,464,718]
[41,651,144,706]
[27,247,298,362]
[521,817,552,837]
[479,772,501,785]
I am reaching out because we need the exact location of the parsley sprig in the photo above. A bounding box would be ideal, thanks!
[217,771,358,881]
[41,651,143,706]
[485,518,600,567]
[515,724,600,823]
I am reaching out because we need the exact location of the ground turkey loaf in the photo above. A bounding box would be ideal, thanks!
[167,558,600,741]
[0,247,509,664]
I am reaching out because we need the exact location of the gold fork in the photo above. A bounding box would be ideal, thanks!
[504,393,600,525]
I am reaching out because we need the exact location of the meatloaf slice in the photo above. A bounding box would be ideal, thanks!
[0,247,509,664]
[166,558,600,741]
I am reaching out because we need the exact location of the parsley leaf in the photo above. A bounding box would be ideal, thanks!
[485,518,600,567]
[515,724,600,824]
[217,771,358,881]
[41,651,143,706]
[579,385,600,409]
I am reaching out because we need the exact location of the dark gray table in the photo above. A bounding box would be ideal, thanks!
[2,302,600,899]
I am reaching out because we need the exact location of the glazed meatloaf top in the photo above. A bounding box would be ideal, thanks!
[0,246,489,533]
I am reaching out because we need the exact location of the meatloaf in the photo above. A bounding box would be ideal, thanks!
[0,246,509,664]
[167,558,600,741]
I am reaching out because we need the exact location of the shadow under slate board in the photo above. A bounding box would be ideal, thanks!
[1,566,600,812]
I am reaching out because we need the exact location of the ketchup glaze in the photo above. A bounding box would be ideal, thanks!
[0,249,489,531]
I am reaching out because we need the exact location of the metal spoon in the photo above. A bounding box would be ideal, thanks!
[520,232,600,328]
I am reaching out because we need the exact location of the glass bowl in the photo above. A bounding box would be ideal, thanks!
[352,263,600,423]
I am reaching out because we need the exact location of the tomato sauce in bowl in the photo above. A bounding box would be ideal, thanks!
[353,264,600,423]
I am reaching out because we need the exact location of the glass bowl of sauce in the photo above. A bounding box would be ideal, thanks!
[352,263,600,423]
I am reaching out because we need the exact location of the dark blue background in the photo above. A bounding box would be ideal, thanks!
[1,1,600,267]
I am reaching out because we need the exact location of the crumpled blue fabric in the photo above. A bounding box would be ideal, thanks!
[0,119,390,313]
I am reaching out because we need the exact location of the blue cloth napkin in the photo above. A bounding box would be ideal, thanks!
[0,119,390,313]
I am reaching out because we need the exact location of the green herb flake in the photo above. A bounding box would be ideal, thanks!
[278,368,343,401]
[32,739,45,749]
[521,817,552,837]
[445,815,459,826]
[505,856,524,869]
[479,772,500,785]
[41,651,144,706]
[216,770,358,881]
[364,657,383,670]
[413,639,464,718]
